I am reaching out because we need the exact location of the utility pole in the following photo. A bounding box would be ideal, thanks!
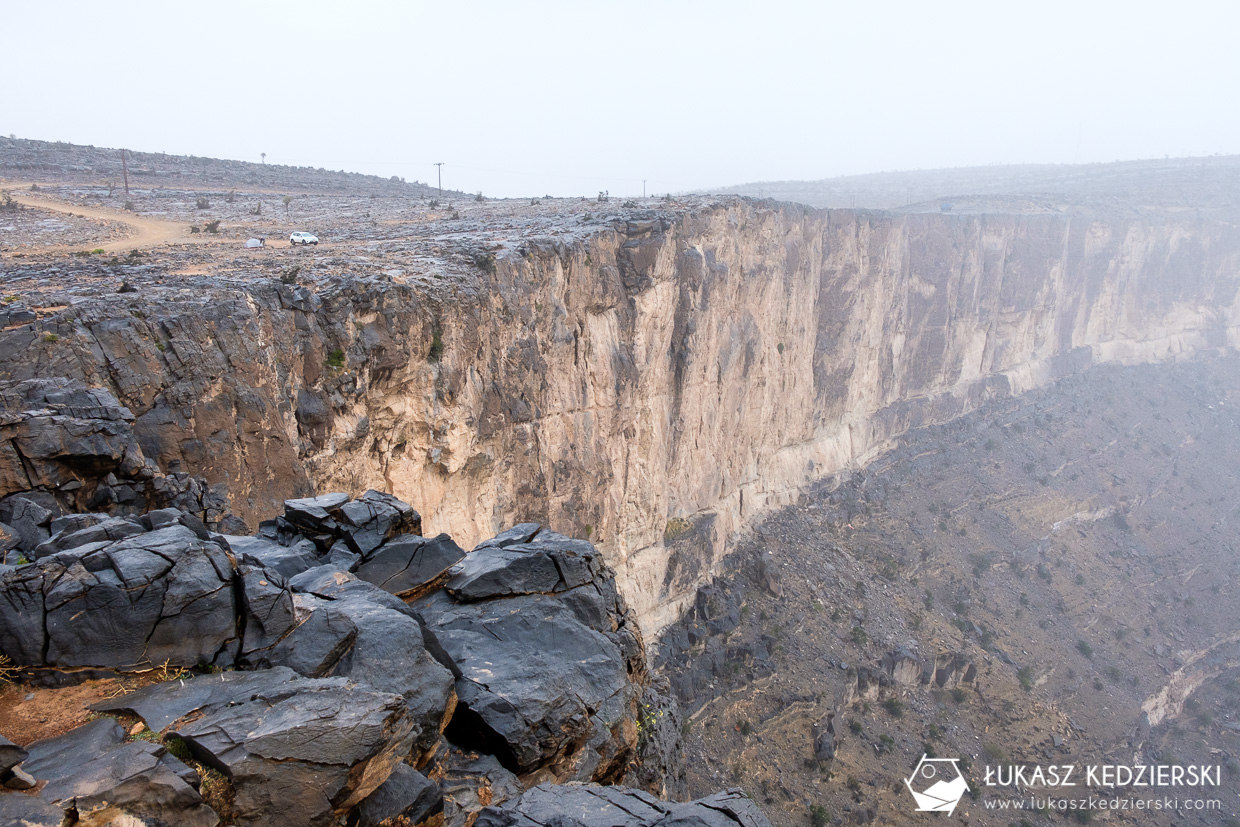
[120,149,129,195]
[434,163,444,198]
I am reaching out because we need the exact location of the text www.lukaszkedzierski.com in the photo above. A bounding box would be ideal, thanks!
[983,796,1222,813]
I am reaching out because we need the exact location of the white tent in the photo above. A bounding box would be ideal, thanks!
[245,238,265,248]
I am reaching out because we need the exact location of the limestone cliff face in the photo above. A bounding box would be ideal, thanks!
[5,202,1240,633]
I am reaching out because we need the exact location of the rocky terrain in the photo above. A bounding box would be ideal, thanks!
[0,136,450,198]
[0,460,708,825]
[6,137,1240,639]
[661,356,1240,825]
[4,138,1240,826]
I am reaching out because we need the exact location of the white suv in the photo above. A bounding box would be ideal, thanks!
[290,231,319,246]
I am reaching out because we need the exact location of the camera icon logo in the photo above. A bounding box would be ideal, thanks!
[904,755,969,815]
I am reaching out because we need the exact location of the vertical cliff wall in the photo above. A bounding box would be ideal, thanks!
[5,201,1240,633]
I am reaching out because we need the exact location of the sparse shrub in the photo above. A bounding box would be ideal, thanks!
[0,653,14,685]
[0,190,17,211]
[475,192,485,202]
[847,719,863,735]
[1018,666,1034,692]
[736,719,752,736]
[809,804,830,827]
[190,225,200,233]
[226,190,236,203]
[195,196,210,210]
[882,698,904,717]
[776,342,785,355]
[950,687,967,704]
[326,348,345,369]
[664,517,693,541]
[474,251,497,275]
[117,281,137,294]
[1076,640,1094,659]
[123,200,135,211]
[203,220,221,234]
[850,625,868,646]
[42,332,59,343]
[428,329,444,363]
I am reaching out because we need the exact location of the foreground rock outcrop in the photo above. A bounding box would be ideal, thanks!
[0,493,694,827]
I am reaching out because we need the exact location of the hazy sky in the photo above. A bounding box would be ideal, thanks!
[7,1,1240,197]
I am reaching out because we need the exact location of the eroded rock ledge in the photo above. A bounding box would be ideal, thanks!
[0,491,731,827]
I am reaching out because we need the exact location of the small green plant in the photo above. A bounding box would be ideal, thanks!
[1076,640,1094,659]
[164,735,193,761]
[950,687,968,704]
[326,348,345,369]
[428,329,444,363]
[810,804,830,827]
[850,625,868,646]
[882,698,904,717]
[736,719,752,736]
[847,719,863,735]
[42,332,60,343]
[1018,666,1034,692]
[155,341,166,352]
[776,342,785,354]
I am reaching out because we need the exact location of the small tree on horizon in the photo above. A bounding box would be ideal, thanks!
[283,196,292,217]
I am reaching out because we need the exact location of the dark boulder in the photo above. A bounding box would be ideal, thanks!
[20,715,217,827]
[171,675,415,827]
[355,763,442,827]
[812,713,837,762]
[356,533,465,597]
[0,524,241,670]
[418,530,646,784]
[0,734,27,773]
[445,531,603,602]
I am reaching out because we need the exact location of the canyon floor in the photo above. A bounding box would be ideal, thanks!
[663,356,1240,825]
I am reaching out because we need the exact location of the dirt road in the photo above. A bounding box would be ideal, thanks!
[5,187,201,253]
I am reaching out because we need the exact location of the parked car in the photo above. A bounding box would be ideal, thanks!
[290,231,319,246]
